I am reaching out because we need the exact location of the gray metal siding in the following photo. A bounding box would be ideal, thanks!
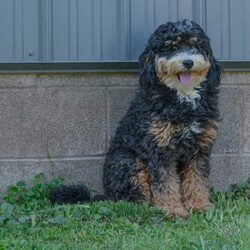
[0,0,249,62]
[206,0,250,60]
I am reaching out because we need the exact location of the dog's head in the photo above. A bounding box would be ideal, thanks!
[139,19,221,98]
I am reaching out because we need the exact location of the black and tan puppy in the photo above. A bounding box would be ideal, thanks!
[51,19,221,219]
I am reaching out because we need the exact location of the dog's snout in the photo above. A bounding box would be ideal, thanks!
[183,59,194,69]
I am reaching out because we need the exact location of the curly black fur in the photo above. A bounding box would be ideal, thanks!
[50,19,221,218]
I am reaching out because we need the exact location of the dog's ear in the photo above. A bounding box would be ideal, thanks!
[138,22,175,90]
[138,49,156,89]
[207,58,222,88]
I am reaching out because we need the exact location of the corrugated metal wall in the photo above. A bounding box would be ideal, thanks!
[0,0,249,62]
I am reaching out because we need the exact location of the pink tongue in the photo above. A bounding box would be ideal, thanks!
[179,73,192,85]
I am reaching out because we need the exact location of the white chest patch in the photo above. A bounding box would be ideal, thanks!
[180,121,203,140]
[189,121,203,134]
[178,89,201,109]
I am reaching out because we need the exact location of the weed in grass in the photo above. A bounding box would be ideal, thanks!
[210,177,250,204]
[0,173,63,227]
[2,173,63,210]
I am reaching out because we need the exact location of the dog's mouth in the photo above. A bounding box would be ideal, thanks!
[177,72,193,85]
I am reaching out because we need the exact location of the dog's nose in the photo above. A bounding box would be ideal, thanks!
[183,59,194,69]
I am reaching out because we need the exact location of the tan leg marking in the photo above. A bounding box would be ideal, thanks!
[181,161,214,212]
[130,159,153,203]
[152,165,189,219]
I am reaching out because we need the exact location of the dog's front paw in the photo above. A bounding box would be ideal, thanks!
[160,205,189,220]
[183,198,214,213]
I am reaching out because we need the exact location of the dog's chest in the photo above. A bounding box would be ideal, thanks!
[149,119,218,159]
[149,120,203,149]
[174,121,202,144]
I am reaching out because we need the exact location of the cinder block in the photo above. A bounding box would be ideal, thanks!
[0,157,104,194]
[0,160,50,194]
[0,87,106,158]
[107,73,138,86]
[39,73,138,88]
[242,88,250,152]
[0,73,138,89]
[50,158,104,192]
[221,72,250,85]
[213,87,241,154]
[39,73,110,87]
[0,74,39,88]
[46,87,107,157]
[210,156,250,191]
[107,87,137,141]
[0,89,48,158]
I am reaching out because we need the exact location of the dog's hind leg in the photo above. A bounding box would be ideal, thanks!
[149,161,189,219]
[103,150,153,203]
[130,158,154,203]
[180,159,214,212]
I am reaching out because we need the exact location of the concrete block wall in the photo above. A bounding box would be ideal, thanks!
[0,72,250,194]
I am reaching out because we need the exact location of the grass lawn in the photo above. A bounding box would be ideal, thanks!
[0,175,249,250]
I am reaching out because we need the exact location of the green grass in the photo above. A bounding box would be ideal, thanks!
[0,175,249,250]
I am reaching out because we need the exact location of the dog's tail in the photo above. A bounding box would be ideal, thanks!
[49,184,107,204]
